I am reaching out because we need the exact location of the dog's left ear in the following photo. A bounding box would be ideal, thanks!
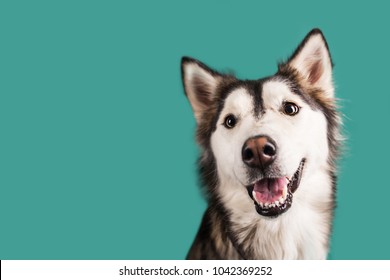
[181,57,222,123]
[286,29,334,97]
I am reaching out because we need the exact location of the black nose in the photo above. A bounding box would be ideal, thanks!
[242,136,277,169]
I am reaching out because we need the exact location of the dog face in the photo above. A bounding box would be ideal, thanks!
[182,29,338,218]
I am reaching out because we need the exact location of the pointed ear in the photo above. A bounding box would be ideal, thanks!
[287,29,334,97]
[181,57,222,123]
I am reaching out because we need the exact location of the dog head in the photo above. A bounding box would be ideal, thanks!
[181,29,339,218]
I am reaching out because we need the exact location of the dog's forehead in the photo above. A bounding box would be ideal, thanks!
[262,80,297,106]
[222,87,254,114]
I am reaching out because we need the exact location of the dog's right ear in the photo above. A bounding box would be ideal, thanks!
[181,57,222,123]
[284,29,334,97]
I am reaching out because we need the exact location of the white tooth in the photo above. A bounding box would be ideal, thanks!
[252,190,258,203]
[275,201,280,206]
[279,197,284,203]
[260,202,264,208]
[282,185,287,198]
[265,202,269,208]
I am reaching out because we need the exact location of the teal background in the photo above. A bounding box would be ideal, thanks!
[1,0,389,259]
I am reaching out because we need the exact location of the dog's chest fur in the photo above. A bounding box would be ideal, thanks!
[232,203,330,259]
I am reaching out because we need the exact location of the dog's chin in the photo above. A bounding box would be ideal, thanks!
[246,159,306,218]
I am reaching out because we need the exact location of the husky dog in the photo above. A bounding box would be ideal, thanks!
[181,29,341,260]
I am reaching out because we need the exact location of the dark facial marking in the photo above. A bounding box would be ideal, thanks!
[211,78,273,133]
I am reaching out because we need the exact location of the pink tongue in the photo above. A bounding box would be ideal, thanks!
[253,178,288,203]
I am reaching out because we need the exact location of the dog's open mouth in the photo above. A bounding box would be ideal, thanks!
[247,159,305,217]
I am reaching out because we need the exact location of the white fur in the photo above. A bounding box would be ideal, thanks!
[211,81,332,259]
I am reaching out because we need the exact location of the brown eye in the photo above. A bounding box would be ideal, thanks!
[224,114,237,129]
[283,102,300,116]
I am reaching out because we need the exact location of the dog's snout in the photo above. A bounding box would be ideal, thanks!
[242,136,277,169]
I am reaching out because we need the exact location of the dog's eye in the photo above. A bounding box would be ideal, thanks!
[283,102,300,116]
[224,114,237,129]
